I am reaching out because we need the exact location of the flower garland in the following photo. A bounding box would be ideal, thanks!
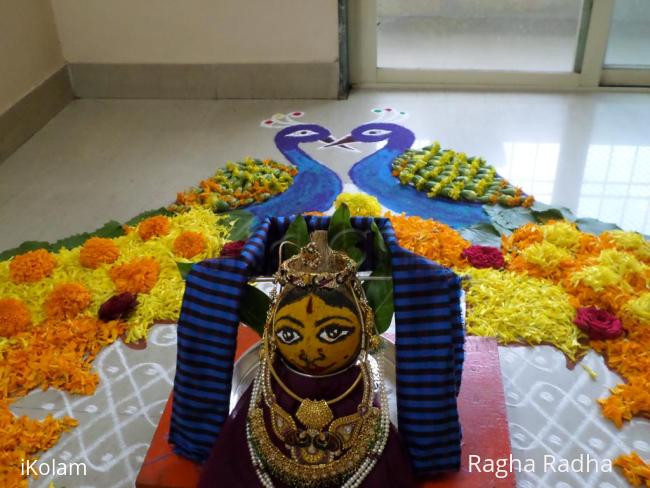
[334,193,382,217]
[171,158,297,213]
[390,143,534,207]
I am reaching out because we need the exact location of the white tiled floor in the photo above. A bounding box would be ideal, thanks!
[1,89,650,487]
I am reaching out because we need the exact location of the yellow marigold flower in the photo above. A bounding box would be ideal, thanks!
[79,237,120,269]
[334,193,382,217]
[109,257,160,294]
[9,249,57,284]
[623,293,650,326]
[571,265,631,293]
[602,230,650,261]
[543,221,581,251]
[173,231,206,259]
[596,249,646,278]
[44,283,92,320]
[0,298,32,337]
[522,241,573,269]
[137,215,170,241]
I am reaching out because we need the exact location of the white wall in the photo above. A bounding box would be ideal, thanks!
[50,0,339,64]
[0,0,65,113]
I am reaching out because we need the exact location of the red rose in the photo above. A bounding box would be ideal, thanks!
[574,307,623,340]
[220,240,246,258]
[99,292,137,322]
[461,245,505,269]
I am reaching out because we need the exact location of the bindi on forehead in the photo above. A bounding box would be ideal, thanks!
[306,295,313,314]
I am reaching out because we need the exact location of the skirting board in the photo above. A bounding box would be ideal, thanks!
[68,62,340,100]
[0,66,74,163]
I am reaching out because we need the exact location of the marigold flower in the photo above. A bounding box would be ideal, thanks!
[137,215,170,241]
[44,283,92,320]
[173,231,206,259]
[334,193,382,217]
[0,298,32,337]
[79,237,120,269]
[109,257,160,294]
[386,212,470,268]
[9,249,57,284]
[613,452,650,487]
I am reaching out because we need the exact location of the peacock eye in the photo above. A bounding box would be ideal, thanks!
[317,325,354,344]
[277,327,303,345]
[362,128,390,137]
[287,129,318,137]
[362,129,390,136]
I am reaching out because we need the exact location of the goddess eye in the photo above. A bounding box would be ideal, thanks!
[276,327,302,345]
[317,325,354,344]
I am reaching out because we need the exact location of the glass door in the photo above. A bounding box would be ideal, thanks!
[601,0,650,86]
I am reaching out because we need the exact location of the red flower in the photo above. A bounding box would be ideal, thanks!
[99,293,137,322]
[461,245,505,269]
[220,240,246,258]
[574,307,623,340]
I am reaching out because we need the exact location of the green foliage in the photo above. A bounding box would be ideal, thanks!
[221,209,258,241]
[575,217,620,235]
[239,284,270,336]
[176,262,194,280]
[364,221,393,334]
[328,204,363,264]
[459,223,502,247]
[282,215,309,260]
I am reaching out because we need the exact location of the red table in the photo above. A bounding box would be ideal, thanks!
[137,326,515,487]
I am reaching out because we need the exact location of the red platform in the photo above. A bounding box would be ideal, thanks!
[136,326,514,487]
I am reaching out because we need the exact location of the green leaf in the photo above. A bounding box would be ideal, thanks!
[459,223,502,247]
[176,262,194,280]
[239,284,269,336]
[222,210,258,241]
[0,241,52,262]
[124,207,173,227]
[49,220,124,252]
[575,217,620,235]
[530,208,566,223]
[364,221,394,334]
[282,215,309,260]
[328,203,362,264]
[482,205,536,235]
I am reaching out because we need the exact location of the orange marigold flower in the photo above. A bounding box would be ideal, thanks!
[137,215,170,241]
[0,298,31,337]
[9,249,57,284]
[614,452,650,487]
[173,231,206,259]
[386,212,470,268]
[44,283,92,320]
[79,237,120,269]
[109,257,160,294]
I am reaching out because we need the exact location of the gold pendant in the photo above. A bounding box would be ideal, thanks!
[295,399,334,430]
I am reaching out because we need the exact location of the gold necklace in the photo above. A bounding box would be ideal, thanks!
[268,361,363,430]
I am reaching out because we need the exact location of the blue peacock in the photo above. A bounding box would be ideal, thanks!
[327,109,489,228]
[245,112,350,219]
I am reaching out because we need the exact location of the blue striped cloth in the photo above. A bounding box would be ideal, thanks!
[169,216,464,475]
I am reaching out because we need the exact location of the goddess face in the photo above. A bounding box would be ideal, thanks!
[273,287,362,375]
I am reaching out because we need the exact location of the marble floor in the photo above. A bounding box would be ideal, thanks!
[1,89,649,487]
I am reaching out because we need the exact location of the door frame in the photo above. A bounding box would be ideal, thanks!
[348,0,649,91]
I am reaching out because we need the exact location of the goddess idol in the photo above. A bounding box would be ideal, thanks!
[198,232,413,487]
[170,215,464,488]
